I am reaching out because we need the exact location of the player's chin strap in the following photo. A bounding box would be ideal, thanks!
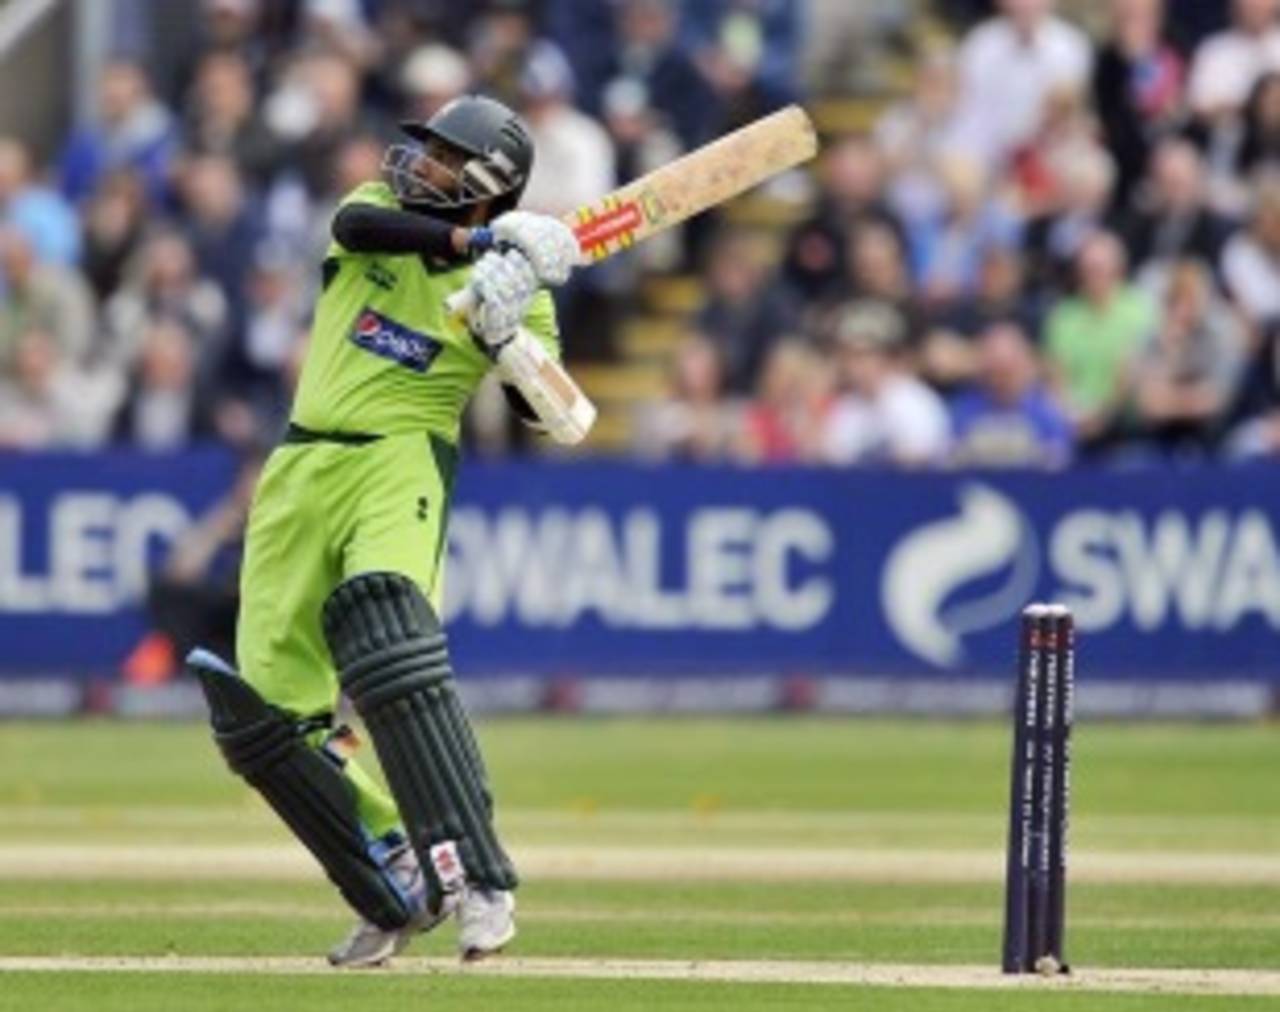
[487,326,597,445]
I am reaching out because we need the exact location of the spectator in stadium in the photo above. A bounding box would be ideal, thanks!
[260,52,376,199]
[398,43,473,124]
[228,243,304,434]
[1092,0,1185,206]
[1225,316,1280,457]
[298,0,380,72]
[600,79,683,274]
[198,0,268,70]
[601,77,683,192]
[1133,259,1247,454]
[635,334,740,461]
[1238,71,1280,174]
[0,329,116,449]
[1221,173,1280,327]
[0,228,95,370]
[81,171,148,301]
[804,0,915,95]
[922,245,1043,388]
[1118,138,1233,285]
[518,41,619,360]
[932,244,1043,338]
[58,60,177,205]
[103,229,228,372]
[113,317,217,451]
[874,46,966,226]
[781,136,903,304]
[605,0,716,150]
[1022,145,1117,296]
[0,137,81,267]
[839,222,923,342]
[239,242,303,373]
[951,0,1092,169]
[950,320,1075,468]
[1187,0,1280,125]
[182,52,278,184]
[1010,83,1109,220]
[696,229,795,394]
[821,301,951,467]
[683,0,800,130]
[176,154,263,327]
[906,153,1022,305]
[519,42,615,217]
[1044,231,1156,443]
[298,133,383,269]
[468,0,540,107]
[600,79,683,268]
[740,337,831,464]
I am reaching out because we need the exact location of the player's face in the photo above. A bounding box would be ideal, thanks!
[415,138,468,198]
[383,136,477,211]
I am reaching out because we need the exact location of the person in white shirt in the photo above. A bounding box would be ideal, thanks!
[822,301,951,467]
[952,0,1092,168]
[1221,173,1280,326]
[1188,0,1280,120]
[516,41,616,216]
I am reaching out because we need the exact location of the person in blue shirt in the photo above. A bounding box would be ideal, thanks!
[950,319,1075,468]
[59,60,176,206]
[0,138,81,266]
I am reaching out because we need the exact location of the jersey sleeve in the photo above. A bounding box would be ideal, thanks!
[521,290,562,361]
[326,181,401,258]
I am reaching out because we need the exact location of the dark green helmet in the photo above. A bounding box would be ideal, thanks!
[384,94,533,219]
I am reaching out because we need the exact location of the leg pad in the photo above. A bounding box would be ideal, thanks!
[188,648,418,930]
[324,572,517,893]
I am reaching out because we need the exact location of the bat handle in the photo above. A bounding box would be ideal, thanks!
[445,287,476,319]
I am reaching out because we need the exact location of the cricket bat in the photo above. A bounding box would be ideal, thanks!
[447,104,818,316]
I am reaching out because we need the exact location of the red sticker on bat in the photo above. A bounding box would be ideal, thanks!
[574,201,644,253]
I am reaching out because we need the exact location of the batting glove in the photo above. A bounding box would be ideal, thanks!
[467,249,539,355]
[491,210,580,286]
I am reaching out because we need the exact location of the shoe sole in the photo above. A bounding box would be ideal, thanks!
[330,907,454,969]
[328,947,395,969]
[460,923,517,963]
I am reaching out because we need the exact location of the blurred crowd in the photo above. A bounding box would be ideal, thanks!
[645,0,1280,468]
[4,0,1280,468]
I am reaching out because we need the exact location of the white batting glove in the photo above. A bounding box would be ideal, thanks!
[491,210,580,286]
[467,249,539,354]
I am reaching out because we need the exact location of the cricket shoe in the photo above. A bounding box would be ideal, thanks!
[457,887,516,962]
[327,843,456,968]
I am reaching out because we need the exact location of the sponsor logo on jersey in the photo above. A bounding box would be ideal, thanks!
[350,307,442,373]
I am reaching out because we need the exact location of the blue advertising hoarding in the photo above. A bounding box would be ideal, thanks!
[0,448,239,673]
[2,449,1278,683]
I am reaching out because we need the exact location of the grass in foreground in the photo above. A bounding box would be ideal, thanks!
[2,974,1277,1012]
[0,717,1275,1010]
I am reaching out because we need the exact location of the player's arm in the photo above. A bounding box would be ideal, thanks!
[331,202,494,262]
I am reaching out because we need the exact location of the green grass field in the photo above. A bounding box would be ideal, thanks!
[1,718,1277,1010]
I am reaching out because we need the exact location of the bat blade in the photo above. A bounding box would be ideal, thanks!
[446,106,818,318]
[568,104,818,262]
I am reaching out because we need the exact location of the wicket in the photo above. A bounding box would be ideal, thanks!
[1002,603,1074,975]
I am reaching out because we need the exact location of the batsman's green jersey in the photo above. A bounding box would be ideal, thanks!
[236,181,559,837]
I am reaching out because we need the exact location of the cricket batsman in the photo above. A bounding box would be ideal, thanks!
[185,94,586,967]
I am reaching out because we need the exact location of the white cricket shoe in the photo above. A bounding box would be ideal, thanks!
[457,887,516,962]
[327,906,452,968]
[327,843,455,968]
